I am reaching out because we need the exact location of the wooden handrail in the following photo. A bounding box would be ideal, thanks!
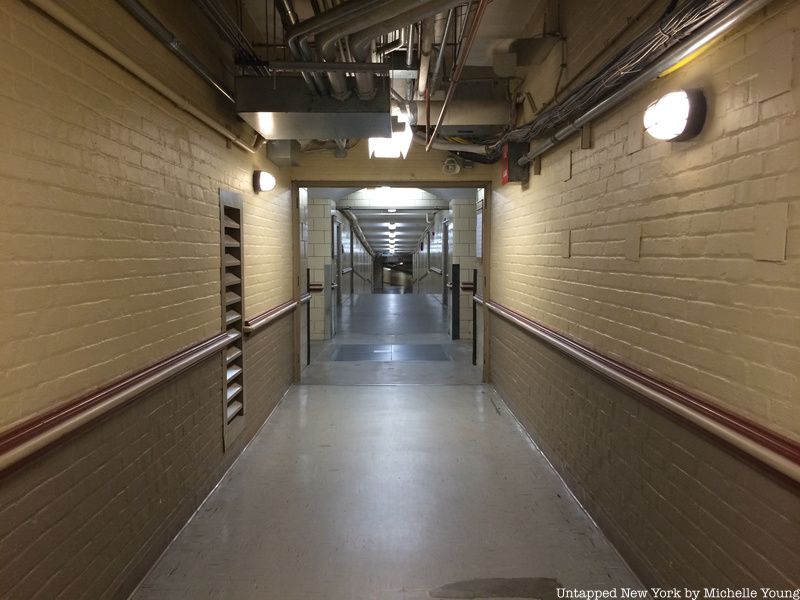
[484,299,800,483]
[0,333,229,474]
[243,299,297,334]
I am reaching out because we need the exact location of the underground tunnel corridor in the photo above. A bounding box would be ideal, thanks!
[302,292,481,385]
[131,293,641,600]
[2,0,799,597]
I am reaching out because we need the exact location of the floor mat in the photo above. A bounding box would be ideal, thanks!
[333,344,450,362]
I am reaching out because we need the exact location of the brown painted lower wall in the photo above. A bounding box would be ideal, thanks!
[489,314,800,588]
[0,314,294,600]
[241,314,294,448]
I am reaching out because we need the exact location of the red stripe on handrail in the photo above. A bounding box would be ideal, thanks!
[486,300,800,468]
[0,333,228,459]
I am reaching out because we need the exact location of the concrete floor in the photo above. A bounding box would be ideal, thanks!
[132,292,640,599]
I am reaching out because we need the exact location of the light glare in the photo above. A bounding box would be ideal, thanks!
[368,113,413,159]
[643,89,705,141]
[253,170,276,192]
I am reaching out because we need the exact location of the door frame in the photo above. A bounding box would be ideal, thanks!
[291,180,492,383]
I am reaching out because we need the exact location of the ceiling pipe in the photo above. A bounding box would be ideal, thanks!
[428,7,455,95]
[341,210,376,256]
[116,0,235,103]
[416,17,435,97]
[412,132,486,155]
[28,0,257,154]
[315,0,458,100]
[426,0,489,151]
[517,0,777,166]
[285,0,394,96]
[287,0,391,46]
[275,0,327,94]
[405,24,415,66]
[196,0,269,77]
[376,37,405,55]
[349,0,465,100]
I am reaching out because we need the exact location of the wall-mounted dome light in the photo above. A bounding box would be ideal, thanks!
[643,89,706,141]
[252,170,276,193]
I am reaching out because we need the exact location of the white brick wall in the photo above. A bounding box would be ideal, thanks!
[491,0,800,440]
[308,198,332,339]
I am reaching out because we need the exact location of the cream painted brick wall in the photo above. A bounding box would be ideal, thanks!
[291,142,494,182]
[491,0,800,440]
[0,1,291,430]
[244,183,293,318]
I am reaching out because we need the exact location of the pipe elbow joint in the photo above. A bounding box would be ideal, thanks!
[331,89,352,101]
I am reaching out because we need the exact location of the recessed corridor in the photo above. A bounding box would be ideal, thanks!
[303,293,480,385]
[3,0,799,596]
[132,292,639,599]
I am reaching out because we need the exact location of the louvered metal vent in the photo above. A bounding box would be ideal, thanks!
[220,190,245,448]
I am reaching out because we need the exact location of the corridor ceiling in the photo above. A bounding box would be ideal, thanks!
[209,0,548,153]
[308,186,478,255]
[244,0,542,68]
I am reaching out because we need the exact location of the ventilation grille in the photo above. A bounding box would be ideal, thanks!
[220,190,245,447]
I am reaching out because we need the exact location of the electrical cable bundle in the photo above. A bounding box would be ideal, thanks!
[471,0,744,160]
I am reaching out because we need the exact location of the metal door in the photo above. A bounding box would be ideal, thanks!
[441,220,449,305]
[331,217,341,337]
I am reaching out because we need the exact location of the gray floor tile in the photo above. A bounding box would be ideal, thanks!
[131,292,640,599]
[132,386,641,600]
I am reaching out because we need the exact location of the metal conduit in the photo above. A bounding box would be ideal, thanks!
[285,0,392,54]
[376,37,405,55]
[518,0,777,166]
[428,8,455,95]
[29,0,257,153]
[275,0,326,93]
[412,132,486,155]
[316,0,448,100]
[425,0,489,150]
[349,0,465,99]
[416,17,435,96]
[406,23,415,66]
[117,0,235,103]
[196,0,269,76]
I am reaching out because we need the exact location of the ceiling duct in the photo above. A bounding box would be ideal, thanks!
[267,140,300,167]
[414,99,507,137]
[235,76,391,139]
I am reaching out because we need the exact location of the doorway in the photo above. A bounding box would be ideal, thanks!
[293,182,491,384]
